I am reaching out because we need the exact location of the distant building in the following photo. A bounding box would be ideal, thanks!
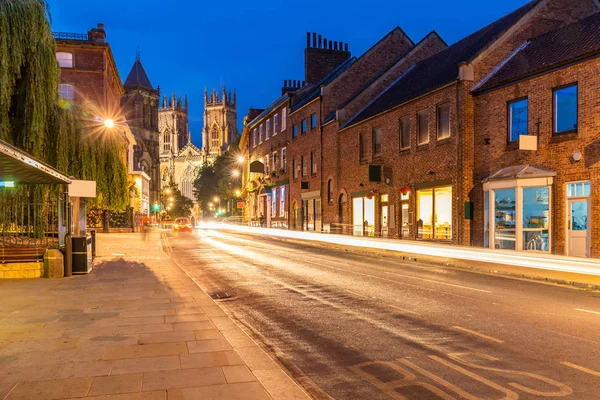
[121,53,161,208]
[159,87,239,201]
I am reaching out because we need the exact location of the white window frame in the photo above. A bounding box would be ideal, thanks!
[273,114,279,136]
[282,108,287,131]
[56,52,73,68]
[266,119,271,140]
[259,124,264,144]
[58,84,74,100]
[252,129,257,148]
[281,147,286,172]
[280,187,286,217]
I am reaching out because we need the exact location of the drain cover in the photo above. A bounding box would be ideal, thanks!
[210,291,233,299]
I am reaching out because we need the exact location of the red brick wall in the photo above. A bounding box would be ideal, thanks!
[334,85,461,241]
[473,57,600,257]
[305,48,351,85]
[321,28,414,120]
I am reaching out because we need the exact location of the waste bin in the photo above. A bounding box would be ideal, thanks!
[72,235,93,274]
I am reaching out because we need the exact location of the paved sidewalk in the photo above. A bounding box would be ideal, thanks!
[0,231,310,400]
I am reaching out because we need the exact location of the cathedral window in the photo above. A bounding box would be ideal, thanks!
[211,126,219,150]
[163,130,171,152]
[181,166,196,200]
[274,114,279,135]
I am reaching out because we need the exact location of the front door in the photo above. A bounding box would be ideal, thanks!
[568,199,589,257]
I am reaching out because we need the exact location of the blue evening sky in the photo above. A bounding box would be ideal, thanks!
[49,0,529,146]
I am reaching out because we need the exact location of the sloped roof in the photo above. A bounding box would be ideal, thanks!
[290,57,356,112]
[124,59,153,89]
[483,164,556,182]
[248,94,289,129]
[344,1,537,128]
[473,11,600,94]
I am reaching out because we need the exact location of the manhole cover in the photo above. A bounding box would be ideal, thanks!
[210,291,233,299]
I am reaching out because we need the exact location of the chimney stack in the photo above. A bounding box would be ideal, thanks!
[87,23,106,42]
[304,32,351,84]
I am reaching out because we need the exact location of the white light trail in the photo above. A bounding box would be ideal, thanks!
[197,222,600,277]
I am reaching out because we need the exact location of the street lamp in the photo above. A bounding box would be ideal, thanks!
[165,188,171,194]
[232,170,240,177]
[237,156,245,163]
[103,118,115,129]
[235,190,241,197]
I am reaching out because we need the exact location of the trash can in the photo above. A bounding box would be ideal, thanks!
[72,235,93,274]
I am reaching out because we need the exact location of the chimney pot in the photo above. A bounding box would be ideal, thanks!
[318,34,322,48]
[312,32,317,47]
[334,41,338,50]
[345,43,349,51]
[97,23,104,30]
[284,79,288,87]
[306,32,311,47]
[328,40,332,49]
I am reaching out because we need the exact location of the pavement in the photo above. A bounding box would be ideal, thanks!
[203,223,600,289]
[0,231,310,400]
[169,228,600,400]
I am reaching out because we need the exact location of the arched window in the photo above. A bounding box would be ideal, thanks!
[211,125,220,150]
[56,52,73,68]
[58,84,74,100]
[181,166,196,200]
[163,129,171,153]
[327,179,333,204]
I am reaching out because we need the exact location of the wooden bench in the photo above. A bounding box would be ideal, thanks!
[0,246,46,263]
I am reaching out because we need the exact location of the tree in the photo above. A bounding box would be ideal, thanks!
[0,0,129,211]
[162,183,193,218]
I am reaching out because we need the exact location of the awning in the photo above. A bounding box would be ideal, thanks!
[483,164,556,183]
[0,140,71,184]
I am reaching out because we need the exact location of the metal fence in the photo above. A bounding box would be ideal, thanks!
[53,32,88,41]
[0,195,60,249]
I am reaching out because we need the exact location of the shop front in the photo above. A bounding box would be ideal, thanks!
[483,165,554,253]
[301,191,321,232]
[415,182,453,241]
[352,191,375,237]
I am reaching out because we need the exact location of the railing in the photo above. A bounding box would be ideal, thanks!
[0,195,60,252]
[53,32,88,41]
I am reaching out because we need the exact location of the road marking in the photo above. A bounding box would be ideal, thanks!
[451,326,504,343]
[384,271,492,293]
[561,361,600,377]
[389,305,417,315]
[575,308,600,315]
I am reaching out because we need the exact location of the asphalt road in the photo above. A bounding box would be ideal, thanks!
[165,228,600,400]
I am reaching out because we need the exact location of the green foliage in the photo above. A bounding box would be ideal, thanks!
[193,146,242,215]
[162,184,193,218]
[0,0,129,212]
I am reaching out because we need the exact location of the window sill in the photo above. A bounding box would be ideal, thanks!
[399,147,410,154]
[436,137,452,145]
[359,159,369,165]
[372,154,382,161]
[551,131,578,143]
[416,143,430,151]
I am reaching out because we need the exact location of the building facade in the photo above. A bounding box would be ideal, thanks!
[241,0,600,259]
[121,54,161,209]
[202,88,239,159]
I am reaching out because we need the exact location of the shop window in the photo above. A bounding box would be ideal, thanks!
[522,187,549,251]
[372,128,382,158]
[416,186,452,240]
[508,98,528,142]
[553,84,578,134]
[437,103,450,140]
[494,188,516,250]
[280,187,285,217]
[417,110,429,145]
[272,189,277,217]
[400,118,410,150]
[352,196,375,237]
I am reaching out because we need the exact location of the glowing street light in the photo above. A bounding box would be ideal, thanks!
[103,118,115,129]
[165,188,171,194]
[169,197,174,201]
[235,190,241,196]
[237,156,245,163]
[232,170,240,177]
[213,196,219,202]
[208,202,213,207]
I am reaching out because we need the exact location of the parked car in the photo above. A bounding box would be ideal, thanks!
[173,217,193,232]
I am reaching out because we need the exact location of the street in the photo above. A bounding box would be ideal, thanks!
[165,228,600,400]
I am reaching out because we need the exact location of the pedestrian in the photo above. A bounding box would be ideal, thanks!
[259,213,265,227]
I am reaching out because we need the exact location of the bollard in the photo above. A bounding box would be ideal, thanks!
[64,235,72,277]
[90,230,96,259]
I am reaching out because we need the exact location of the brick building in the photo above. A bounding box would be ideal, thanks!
[471,11,600,257]
[242,0,600,258]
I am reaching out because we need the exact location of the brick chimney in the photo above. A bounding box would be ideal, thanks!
[304,32,351,84]
[87,23,106,43]
[281,79,305,96]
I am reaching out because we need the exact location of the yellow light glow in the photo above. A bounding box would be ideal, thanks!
[169,197,174,201]
[232,170,240,177]
[235,190,241,196]
[104,119,115,128]
[165,188,171,194]
[213,196,219,202]
[208,202,213,207]
[237,156,245,163]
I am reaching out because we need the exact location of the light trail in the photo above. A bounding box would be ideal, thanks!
[197,222,600,277]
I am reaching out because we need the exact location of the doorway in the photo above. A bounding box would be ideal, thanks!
[566,182,590,258]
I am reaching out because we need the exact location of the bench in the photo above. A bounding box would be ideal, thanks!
[0,246,46,263]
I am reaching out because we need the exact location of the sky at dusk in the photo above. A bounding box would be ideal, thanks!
[48,0,529,147]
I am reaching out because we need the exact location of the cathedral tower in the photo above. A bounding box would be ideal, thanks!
[121,53,160,205]
[158,92,189,157]
[202,86,238,159]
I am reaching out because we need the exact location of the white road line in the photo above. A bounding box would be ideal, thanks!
[451,326,504,343]
[384,271,492,293]
[575,308,600,315]
[345,290,369,299]
[561,361,600,377]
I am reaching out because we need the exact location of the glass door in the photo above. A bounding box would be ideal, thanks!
[353,197,364,236]
[568,199,589,257]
